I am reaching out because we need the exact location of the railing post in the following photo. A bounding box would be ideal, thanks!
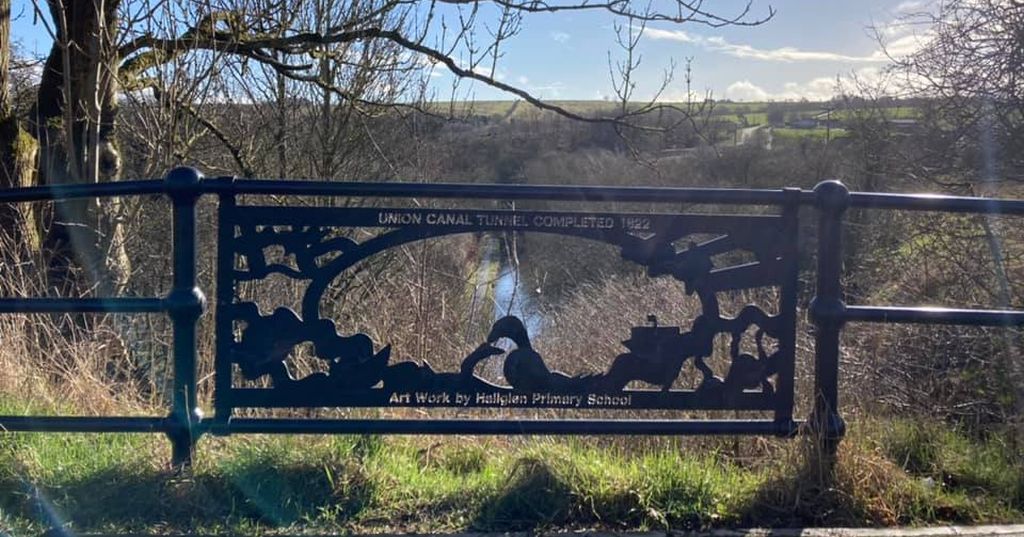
[164,167,206,467]
[810,180,849,459]
[213,189,236,433]
[773,188,801,433]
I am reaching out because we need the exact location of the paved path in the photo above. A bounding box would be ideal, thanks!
[81,526,1024,537]
[736,124,772,150]
[674,525,1024,537]
[387,527,1024,537]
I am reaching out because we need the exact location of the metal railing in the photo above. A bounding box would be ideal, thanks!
[0,167,1020,466]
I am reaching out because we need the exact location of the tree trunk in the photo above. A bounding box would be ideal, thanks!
[0,0,40,257]
[32,0,130,296]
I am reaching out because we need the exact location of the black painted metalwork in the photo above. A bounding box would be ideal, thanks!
[0,416,172,432]
[0,168,1020,466]
[840,305,1024,326]
[0,297,166,313]
[165,167,206,466]
[200,177,814,205]
[0,415,803,437]
[221,418,803,436]
[215,203,799,420]
[809,180,850,456]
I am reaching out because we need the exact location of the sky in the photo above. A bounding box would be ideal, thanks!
[9,0,932,102]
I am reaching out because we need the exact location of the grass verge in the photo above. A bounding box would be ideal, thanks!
[1,416,1021,535]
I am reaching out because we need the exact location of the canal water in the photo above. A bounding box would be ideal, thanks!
[462,232,544,383]
[469,232,544,340]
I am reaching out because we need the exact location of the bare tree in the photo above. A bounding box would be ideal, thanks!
[0,0,38,253]
[875,0,1024,434]
[6,0,774,293]
[884,0,1024,182]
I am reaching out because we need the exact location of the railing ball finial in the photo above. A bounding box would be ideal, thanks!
[813,179,850,212]
[164,167,204,201]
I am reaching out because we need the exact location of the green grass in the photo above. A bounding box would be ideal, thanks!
[425,100,920,128]
[1,414,1021,535]
[772,127,849,140]
[713,112,770,127]
[429,100,624,118]
[829,106,922,121]
[873,420,1024,507]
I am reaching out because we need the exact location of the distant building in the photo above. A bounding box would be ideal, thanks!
[787,118,818,129]
[812,110,842,129]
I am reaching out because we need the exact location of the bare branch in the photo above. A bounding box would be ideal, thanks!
[149,83,257,177]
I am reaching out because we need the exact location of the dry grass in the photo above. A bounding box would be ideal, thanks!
[1,186,1023,534]
[0,232,165,416]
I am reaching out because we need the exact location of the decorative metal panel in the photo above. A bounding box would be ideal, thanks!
[214,199,799,422]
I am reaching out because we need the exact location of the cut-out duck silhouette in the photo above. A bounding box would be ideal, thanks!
[722,328,778,397]
[486,315,598,392]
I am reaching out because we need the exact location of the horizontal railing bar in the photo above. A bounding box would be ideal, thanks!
[209,180,1024,214]
[0,180,167,203]
[207,178,809,205]
[0,416,172,433]
[0,416,803,436]
[848,192,1024,215]
[0,298,166,314]
[843,305,1024,326]
[2,178,1023,216]
[223,418,802,436]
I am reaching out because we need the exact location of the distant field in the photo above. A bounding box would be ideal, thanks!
[773,127,850,140]
[829,106,922,120]
[715,112,770,126]
[431,100,621,117]
[432,100,784,119]
[436,100,917,126]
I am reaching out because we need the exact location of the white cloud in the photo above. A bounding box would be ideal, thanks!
[467,64,507,81]
[644,25,929,64]
[725,80,770,101]
[710,38,883,63]
[517,75,529,85]
[876,31,932,58]
[895,0,927,13]
[868,28,933,59]
[782,77,840,101]
[726,76,840,101]
[721,67,911,102]
[642,27,699,43]
[550,31,571,44]
[869,5,935,60]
